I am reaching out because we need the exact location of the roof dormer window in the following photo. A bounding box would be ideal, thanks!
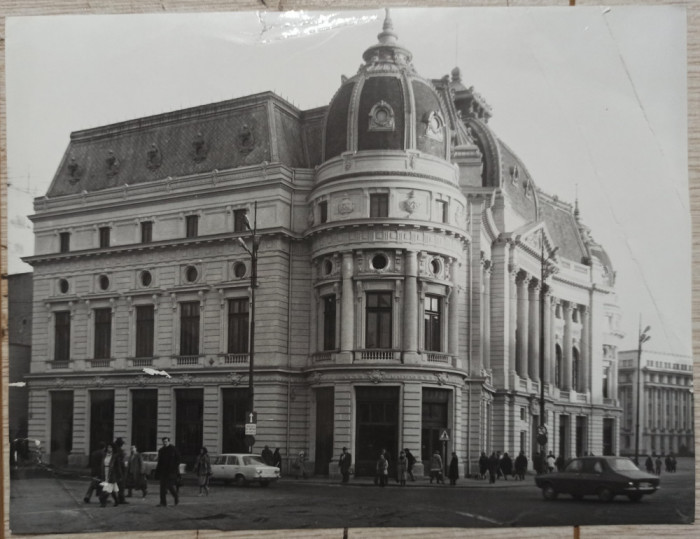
[368,101,395,132]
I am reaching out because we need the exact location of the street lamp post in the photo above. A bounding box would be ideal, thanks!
[237,201,259,430]
[539,233,558,462]
[634,322,651,465]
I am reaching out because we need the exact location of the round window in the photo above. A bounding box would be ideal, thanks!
[99,275,110,291]
[372,253,388,270]
[430,258,441,276]
[233,262,246,278]
[185,265,199,283]
[323,259,333,276]
[141,271,152,287]
[58,279,69,294]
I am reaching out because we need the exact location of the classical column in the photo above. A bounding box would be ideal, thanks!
[448,259,459,359]
[508,268,518,377]
[542,290,552,386]
[580,306,590,393]
[310,288,318,354]
[516,273,530,378]
[403,250,419,363]
[528,281,540,382]
[563,303,573,391]
[338,251,355,363]
[482,262,491,369]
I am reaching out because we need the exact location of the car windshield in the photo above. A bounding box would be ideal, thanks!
[608,458,640,472]
[243,456,265,466]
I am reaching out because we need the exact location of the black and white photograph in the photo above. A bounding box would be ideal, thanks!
[4,5,695,536]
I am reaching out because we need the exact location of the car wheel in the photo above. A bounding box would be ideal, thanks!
[259,480,270,488]
[627,493,643,503]
[234,475,247,487]
[597,487,614,502]
[542,484,558,501]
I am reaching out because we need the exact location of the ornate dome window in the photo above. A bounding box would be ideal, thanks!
[58,279,69,294]
[430,257,443,277]
[368,100,395,132]
[323,259,334,276]
[423,111,445,142]
[371,253,389,271]
[233,262,247,279]
[185,265,199,283]
[140,271,152,287]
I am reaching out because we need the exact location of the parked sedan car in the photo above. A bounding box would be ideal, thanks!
[209,453,281,487]
[535,456,660,502]
[141,451,186,479]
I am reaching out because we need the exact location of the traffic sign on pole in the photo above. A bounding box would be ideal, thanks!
[439,428,450,442]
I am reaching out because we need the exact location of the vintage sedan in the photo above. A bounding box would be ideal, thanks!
[535,456,660,502]
[209,453,281,487]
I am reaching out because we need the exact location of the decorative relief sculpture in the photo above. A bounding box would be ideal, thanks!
[400,190,419,215]
[146,143,162,170]
[237,124,255,154]
[368,100,395,131]
[93,376,105,387]
[338,196,354,215]
[191,132,209,163]
[423,111,445,142]
[368,370,385,384]
[181,374,193,386]
[510,165,519,184]
[312,371,323,384]
[229,372,243,385]
[435,372,448,386]
[105,150,120,177]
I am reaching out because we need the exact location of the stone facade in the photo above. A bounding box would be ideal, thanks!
[25,13,622,476]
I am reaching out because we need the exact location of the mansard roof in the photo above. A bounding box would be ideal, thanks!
[47,92,326,197]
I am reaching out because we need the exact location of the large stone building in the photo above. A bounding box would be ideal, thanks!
[618,350,694,457]
[24,13,623,475]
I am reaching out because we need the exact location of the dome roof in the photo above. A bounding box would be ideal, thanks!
[323,11,450,162]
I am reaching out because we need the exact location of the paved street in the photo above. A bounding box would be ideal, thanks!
[9,459,695,535]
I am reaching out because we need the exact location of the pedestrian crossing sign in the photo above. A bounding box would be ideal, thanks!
[439,429,450,441]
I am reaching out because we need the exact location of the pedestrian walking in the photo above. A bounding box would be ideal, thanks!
[125,445,148,498]
[655,454,662,475]
[293,451,307,479]
[84,442,106,503]
[112,438,128,504]
[514,451,527,480]
[194,447,212,496]
[376,452,389,487]
[645,455,654,473]
[429,450,444,484]
[155,437,180,507]
[546,451,556,473]
[479,451,489,479]
[98,443,121,508]
[272,448,282,469]
[339,446,352,484]
[670,453,677,472]
[488,451,499,484]
[261,445,273,466]
[405,448,416,481]
[533,451,543,475]
[500,452,513,480]
[398,451,408,486]
[555,454,566,472]
[448,452,459,486]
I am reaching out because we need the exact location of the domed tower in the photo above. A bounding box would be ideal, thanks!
[305,11,471,476]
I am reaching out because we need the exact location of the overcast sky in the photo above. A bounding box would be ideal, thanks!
[5,7,690,357]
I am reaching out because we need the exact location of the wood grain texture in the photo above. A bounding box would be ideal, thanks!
[0,1,697,538]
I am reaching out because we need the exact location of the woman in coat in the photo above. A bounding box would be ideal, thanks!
[376,452,389,487]
[194,446,212,496]
[397,451,408,486]
[125,445,147,498]
[429,450,444,484]
[448,452,459,485]
[98,443,121,507]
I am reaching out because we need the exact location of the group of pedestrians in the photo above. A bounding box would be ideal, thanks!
[84,437,147,508]
[369,448,418,486]
[645,452,676,475]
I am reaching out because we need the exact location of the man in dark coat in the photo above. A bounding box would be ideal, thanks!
[500,452,513,480]
[261,445,273,466]
[338,446,352,483]
[479,451,489,479]
[83,442,106,503]
[155,437,180,507]
[113,438,128,504]
[404,448,416,481]
[488,452,499,483]
[514,451,528,480]
[448,452,459,485]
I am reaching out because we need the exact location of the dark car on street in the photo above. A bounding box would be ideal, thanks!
[535,456,660,502]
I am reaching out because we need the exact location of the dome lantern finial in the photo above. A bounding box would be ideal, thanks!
[378,7,398,46]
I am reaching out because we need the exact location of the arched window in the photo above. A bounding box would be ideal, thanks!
[555,344,563,389]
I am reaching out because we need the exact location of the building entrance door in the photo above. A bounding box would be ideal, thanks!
[603,418,614,455]
[175,389,203,470]
[50,391,73,466]
[421,388,449,473]
[222,388,247,453]
[131,389,157,452]
[90,390,114,453]
[576,416,587,457]
[355,386,399,477]
[314,387,334,475]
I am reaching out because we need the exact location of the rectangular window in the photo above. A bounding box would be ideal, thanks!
[185,215,199,238]
[141,221,153,244]
[234,210,248,232]
[424,295,442,352]
[227,298,249,354]
[319,201,328,224]
[135,305,155,358]
[437,200,448,223]
[369,194,389,218]
[54,311,71,361]
[99,227,110,248]
[366,291,392,349]
[180,301,200,355]
[323,295,336,350]
[59,232,71,253]
[94,308,112,359]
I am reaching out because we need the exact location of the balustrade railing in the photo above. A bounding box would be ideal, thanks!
[223,353,249,365]
[88,359,111,368]
[356,349,399,361]
[426,352,450,364]
[312,352,333,363]
[176,355,201,366]
[132,357,154,367]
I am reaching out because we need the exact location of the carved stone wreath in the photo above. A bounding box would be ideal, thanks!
[368,370,385,384]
